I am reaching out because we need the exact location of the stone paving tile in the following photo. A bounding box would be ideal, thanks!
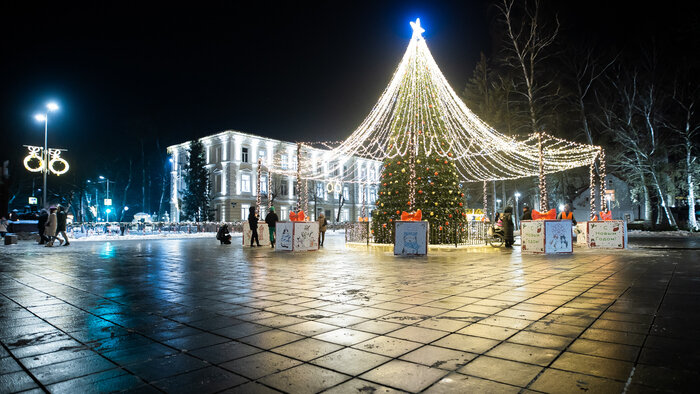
[399,345,476,371]
[312,328,377,346]
[424,372,520,393]
[529,368,625,393]
[312,347,391,376]
[432,333,500,354]
[458,355,542,387]
[221,352,302,380]
[351,335,423,358]
[258,363,349,394]
[271,338,343,361]
[551,351,634,381]
[360,359,448,392]
[152,365,248,393]
[486,342,560,366]
[1,236,699,391]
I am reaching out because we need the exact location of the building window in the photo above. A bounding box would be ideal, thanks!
[241,204,250,220]
[241,147,249,163]
[316,183,324,198]
[281,155,288,169]
[281,206,289,219]
[343,186,349,200]
[260,176,268,194]
[215,174,222,194]
[257,149,266,163]
[341,208,349,222]
[343,165,348,177]
[280,181,288,196]
[215,146,222,163]
[241,174,251,193]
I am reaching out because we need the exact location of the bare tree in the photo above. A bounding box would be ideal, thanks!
[669,81,700,230]
[496,0,560,135]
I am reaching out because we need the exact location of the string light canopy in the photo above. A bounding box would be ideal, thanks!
[267,18,601,185]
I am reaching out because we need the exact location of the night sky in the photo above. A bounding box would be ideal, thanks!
[2,1,698,174]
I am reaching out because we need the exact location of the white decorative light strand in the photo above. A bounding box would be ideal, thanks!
[599,149,607,211]
[265,19,600,186]
[538,131,548,211]
[256,158,262,216]
[590,160,596,220]
[483,180,488,218]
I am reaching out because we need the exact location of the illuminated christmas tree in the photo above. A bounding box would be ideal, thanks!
[371,19,466,243]
[267,19,601,239]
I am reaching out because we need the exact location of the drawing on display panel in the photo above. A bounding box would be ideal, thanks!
[402,232,420,254]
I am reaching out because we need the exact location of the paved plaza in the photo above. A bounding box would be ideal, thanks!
[1,233,699,393]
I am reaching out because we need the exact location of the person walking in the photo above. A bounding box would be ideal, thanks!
[0,216,8,238]
[318,212,328,247]
[521,205,532,221]
[45,207,61,247]
[265,206,279,248]
[248,206,261,247]
[56,206,70,246]
[502,206,515,248]
[37,209,49,244]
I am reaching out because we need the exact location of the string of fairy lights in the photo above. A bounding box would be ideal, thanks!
[264,19,602,211]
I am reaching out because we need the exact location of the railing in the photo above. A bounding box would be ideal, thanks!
[65,222,238,238]
[347,220,490,247]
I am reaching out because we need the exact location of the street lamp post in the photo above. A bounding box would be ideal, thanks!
[98,176,115,222]
[34,102,59,207]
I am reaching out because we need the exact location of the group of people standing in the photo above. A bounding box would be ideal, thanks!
[37,206,70,247]
[217,206,329,248]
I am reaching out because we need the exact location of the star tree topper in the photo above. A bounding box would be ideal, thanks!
[410,18,425,39]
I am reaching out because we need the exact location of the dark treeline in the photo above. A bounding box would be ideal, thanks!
[461,0,699,230]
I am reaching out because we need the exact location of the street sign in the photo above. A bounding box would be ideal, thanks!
[604,189,615,201]
[104,198,113,206]
[28,197,38,205]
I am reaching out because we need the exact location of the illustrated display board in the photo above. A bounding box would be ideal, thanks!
[521,220,573,254]
[544,220,573,254]
[275,222,295,251]
[587,220,627,249]
[274,221,319,251]
[294,222,320,251]
[394,220,429,256]
[520,220,545,253]
[575,222,588,245]
[243,222,270,246]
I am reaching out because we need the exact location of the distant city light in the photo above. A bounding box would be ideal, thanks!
[99,175,105,180]
[47,102,59,111]
[34,114,46,122]
[559,204,565,211]
[124,206,129,211]
[105,208,112,213]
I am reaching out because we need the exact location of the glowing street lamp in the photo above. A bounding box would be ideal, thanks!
[31,102,61,207]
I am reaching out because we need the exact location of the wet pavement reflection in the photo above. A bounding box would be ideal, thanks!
[1,233,698,393]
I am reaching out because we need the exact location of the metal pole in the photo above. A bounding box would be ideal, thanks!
[43,115,48,207]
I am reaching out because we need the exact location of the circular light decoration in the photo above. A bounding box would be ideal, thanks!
[326,181,342,193]
[24,146,44,172]
[49,156,69,175]
[23,150,44,172]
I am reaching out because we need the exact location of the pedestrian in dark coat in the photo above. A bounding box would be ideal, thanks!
[37,209,49,244]
[264,207,279,248]
[216,224,232,244]
[502,206,515,248]
[520,206,532,221]
[56,206,70,246]
[248,206,261,247]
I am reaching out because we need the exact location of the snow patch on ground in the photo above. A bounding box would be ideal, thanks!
[70,232,242,242]
[628,230,699,237]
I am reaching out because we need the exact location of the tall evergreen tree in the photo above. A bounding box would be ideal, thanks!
[182,140,210,221]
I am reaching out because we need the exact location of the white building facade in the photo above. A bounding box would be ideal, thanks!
[167,130,381,223]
